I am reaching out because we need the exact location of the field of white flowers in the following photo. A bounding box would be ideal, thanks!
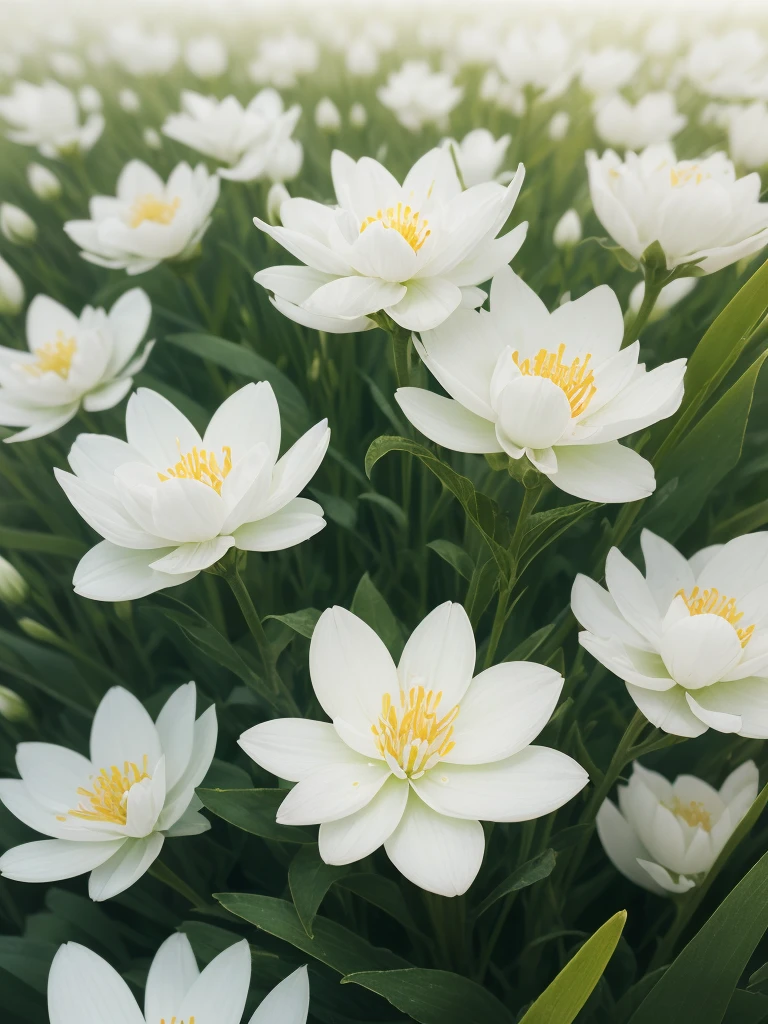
[1,1,768,1022]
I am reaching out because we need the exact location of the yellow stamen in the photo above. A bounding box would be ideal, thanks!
[512,343,597,417]
[360,202,430,252]
[371,686,458,778]
[157,440,232,494]
[675,586,755,648]
[669,797,712,831]
[160,1018,196,1024]
[60,755,151,826]
[669,164,709,188]
[129,193,181,228]
[23,331,76,379]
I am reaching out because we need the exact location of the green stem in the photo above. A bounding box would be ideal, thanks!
[390,323,411,389]
[622,263,672,347]
[475,821,535,981]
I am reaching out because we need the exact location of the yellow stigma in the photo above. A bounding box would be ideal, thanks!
[157,441,232,494]
[372,686,458,779]
[60,755,151,826]
[675,586,755,648]
[669,797,712,832]
[129,193,181,228]
[669,164,709,188]
[360,202,430,252]
[161,1018,196,1024]
[23,331,76,379]
[512,343,597,417]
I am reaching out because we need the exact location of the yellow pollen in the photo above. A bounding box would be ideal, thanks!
[129,193,181,228]
[669,797,712,831]
[675,586,755,648]
[512,343,597,417]
[160,1018,196,1024]
[157,441,232,494]
[372,686,459,778]
[669,164,709,188]
[360,202,430,252]
[23,331,76,379]
[59,755,151,826]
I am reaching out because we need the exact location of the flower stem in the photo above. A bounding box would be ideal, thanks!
[390,323,411,388]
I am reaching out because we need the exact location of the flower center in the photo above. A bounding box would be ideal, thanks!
[675,586,755,648]
[23,331,76,379]
[129,193,181,228]
[59,756,151,826]
[372,685,458,779]
[160,1018,196,1024]
[512,343,597,417]
[157,442,232,494]
[360,202,430,252]
[669,796,712,831]
[669,164,709,187]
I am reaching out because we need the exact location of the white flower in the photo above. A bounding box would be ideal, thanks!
[595,93,687,150]
[254,147,526,334]
[0,80,103,158]
[48,936,309,1024]
[396,266,685,503]
[143,128,161,150]
[728,102,768,170]
[0,554,27,604]
[108,22,179,76]
[0,289,154,443]
[685,30,768,100]
[553,209,581,249]
[266,182,290,225]
[597,760,758,894]
[587,144,768,274]
[644,20,681,58]
[50,51,85,80]
[441,129,512,186]
[240,602,587,897]
[629,277,697,319]
[184,34,228,79]
[118,87,140,113]
[315,97,341,133]
[496,23,574,99]
[64,160,219,275]
[349,102,367,128]
[248,32,319,89]
[0,254,24,315]
[573,530,768,738]
[345,37,379,77]
[548,111,570,141]
[55,383,330,601]
[579,48,642,96]
[377,61,463,132]
[78,84,102,113]
[0,203,36,244]
[0,682,216,900]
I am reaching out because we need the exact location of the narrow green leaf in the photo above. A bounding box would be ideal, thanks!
[0,629,94,712]
[289,844,349,938]
[351,572,404,659]
[264,608,321,639]
[0,527,86,558]
[337,873,423,936]
[504,624,554,663]
[472,850,557,920]
[358,491,408,530]
[197,788,316,844]
[427,539,475,581]
[519,501,600,572]
[723,990,768,1024]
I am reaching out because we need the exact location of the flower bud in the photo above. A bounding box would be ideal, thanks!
[184,34,228,79]
[1,203,37,245]
[548,111,570,141]
[349,102,367,128]
[17,617,59,644]
[629,277,697,320]
[0,685,31,723]
[266,182,290,225]
[0,556,27,605]
[143,128,162,150]
[78,84,102,112]
[118,87,140,113]
[27,162,61,201]
[0,254,24,315]
[553,209,581,249]
[315,97,341,132]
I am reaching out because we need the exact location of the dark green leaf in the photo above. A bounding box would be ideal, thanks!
[337,873,423,936]
[351,572,404,659]
[0,527,85,558]
[519,501,600,573]
[504,624,554,662]
[427,539,475,581]
[723,990,768,1024]
[197,789,316,844]
[472,850,556,920]
[289,844,349,938]
[264,608,321,639]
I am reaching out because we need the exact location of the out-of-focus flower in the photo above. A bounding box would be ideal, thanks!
[377,61,463,132]
[580,47,642,96]
[143,128,161,150]
[349,102,367,128]
[345,37,379,77]
[572,530,768,738]
[315,97,341,132]
[56,383,329,600]
[78,85,102,113]
[118,87,140,114]
[396,267,686,503]
[595,92,687,149]
[249,32,319,89]
[108,22,179,76]
[441,128,512,186]
[254,147,526,334]
[0,682,216,900]
[587,144,768,274]
[452,22,497,67]
[0,685,30,722]
[0,52,21,78]
[0,289,154,442]
[240,602,587,896]
[629,277,697,319]
[0,555,28,604]
[0,80,103,158]
[64,160,219,275]
[266,182,290,224]
[598,761,758,894]
[685,30,768,99]
[1,203,36,245]
[548,111,570,141]
[728,102,768,170]
[0,254,24,315]
[496,22,574,99]
[184,34,228,79]
[644,19,681,57]
[553,209,581,248]
[50,51,85,79]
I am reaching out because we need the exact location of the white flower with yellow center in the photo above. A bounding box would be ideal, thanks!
[54,382,330,601]
[47,934,310,1024]
[0,289,154,443]
[0,79,103,158]
[572,530,768,738]
[395,266,686,503]
[587,143,768,274]
[254,147,526,334]
[597,760,758,894]
[0,683,216,901]
[64,160,219,276]
[239,602,587,897]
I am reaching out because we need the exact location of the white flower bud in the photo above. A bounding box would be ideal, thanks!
[118,87,140,113]
[143,127,162,150]
[0,254,24,314]
[184,34,228,79]
[1,203,37,245]
[266,182,290,225]
[315,97,341,132]
[27,162,61,201]
[548,111,570,141]
[0,555,28,605]
[78,84,102,112]
[0,685,31,723]
[553,209,581,249]
[629,277,697,320]
[349,102,367,128]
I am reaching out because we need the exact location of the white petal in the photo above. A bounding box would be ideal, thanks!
[177,939,251,1024]
[398,602,475,707]
[685,692,743,734]
[149,536,235,574]
[319,776,409,865]
[145,933,199,1024]
[545,285,624,362]
[203,381,281,465]
[233,498,325,552]
[386,278,462,332]
[626,683,708,737]
[26,294,80,352]
[90,686,162,774]
[88,833,164,901]
[549,441,655,503]
[271,295,374,334]
[155,682,196,792]
[125,388,202,467]
[660,614,743,689]
[83,378,134,413]
[596,799,665,894]
[0,838,124,883]
[606,546,663,647]
[262,420,330,516]
[16,741,93,810]
[640,529,695,614]
[239,719,352,782]
[248,966,309,1024]
[276,760,391,826]
[637,859,696,894]
[73,541,199,601]
[571,574,653,650]
[48,942,145,1024]
[303,275,406,320]
[395,387,501,454]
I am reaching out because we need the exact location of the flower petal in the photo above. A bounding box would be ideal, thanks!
[144,932,199,1024]
[88,833,164,901]
[0,838,124,883]
[596,799,664,894]
[177,939,251,1024]
[276,760,391,825]
[549,441,655,503]
[73,541,199,601]
[48,942,145,1024]
[398,602,475,707]
[319,776,409,865]
[626,683,708,737]
[239,719,353,782]
[395,388,501,454]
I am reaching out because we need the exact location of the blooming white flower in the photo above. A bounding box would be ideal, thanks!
[553,209,581,249]
[396,266,685,503]
[0,289,153,443]
[55,383,330,601]
[579,48,642,96]
[573,530,768,738]
[728,102,768,170]
[64,160,219,275]
[315,97,341,133]
[0,203,36,245]
[0,254,24,315]
[685,30,768,100]
[0,682,216,900]
[118,87,140,113]
[249,32,319,89]
[345,37,379,77]
[48,936,309,1024]
[254,147,526,334]
[598,760,758,894]
[377,61,463,132]
[184,34,228,79]
[108,22,179,76]
[496,23,574,99]
[595,93,687,150]
[349,102,367,129]
[0,80,103,158]
[240,602,587,897]
[629,277,697,320]
[587,144,768,274]
[441,128,512,186]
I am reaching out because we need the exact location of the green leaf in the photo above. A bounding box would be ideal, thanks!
[197,788,316,844]
[0,629,95,712]
[723,990,768,1024]
[464,556,500,629]
[336,873,423,936]
[311,488,357,530]
[0,527,86,558]
[342,968,515,1024]
[264,608,321,639]
[503,624,554,663]
[358,491,408,530]
[289,844,349,938]
[0,938,57,995]
[519,501,600,573]
[471,850,556,920]
[427,539,475,581]
[351,572,404,659]
[519,910,627,1024]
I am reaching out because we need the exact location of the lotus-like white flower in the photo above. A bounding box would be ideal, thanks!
[0,289,153,443]
[377,61,463,132]
[587,144,768,274]
[598,760,758,894]
[55,383,329,601]
[64,160,219,275]
[108,22,179,76]
[595,93,687,150]
[0,80,103,158]
[248,32,319,89]
[254,147,526,334]
[0,683,216,900]
[396,267,685,502]
[579,47,642,96]
[440,128,512,186]
[239,602,587,897]
[572,530,768,738]
[728,102,768,170]
[48,935,309,1024]
[184,34,228,79]
[495,22,574,99]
